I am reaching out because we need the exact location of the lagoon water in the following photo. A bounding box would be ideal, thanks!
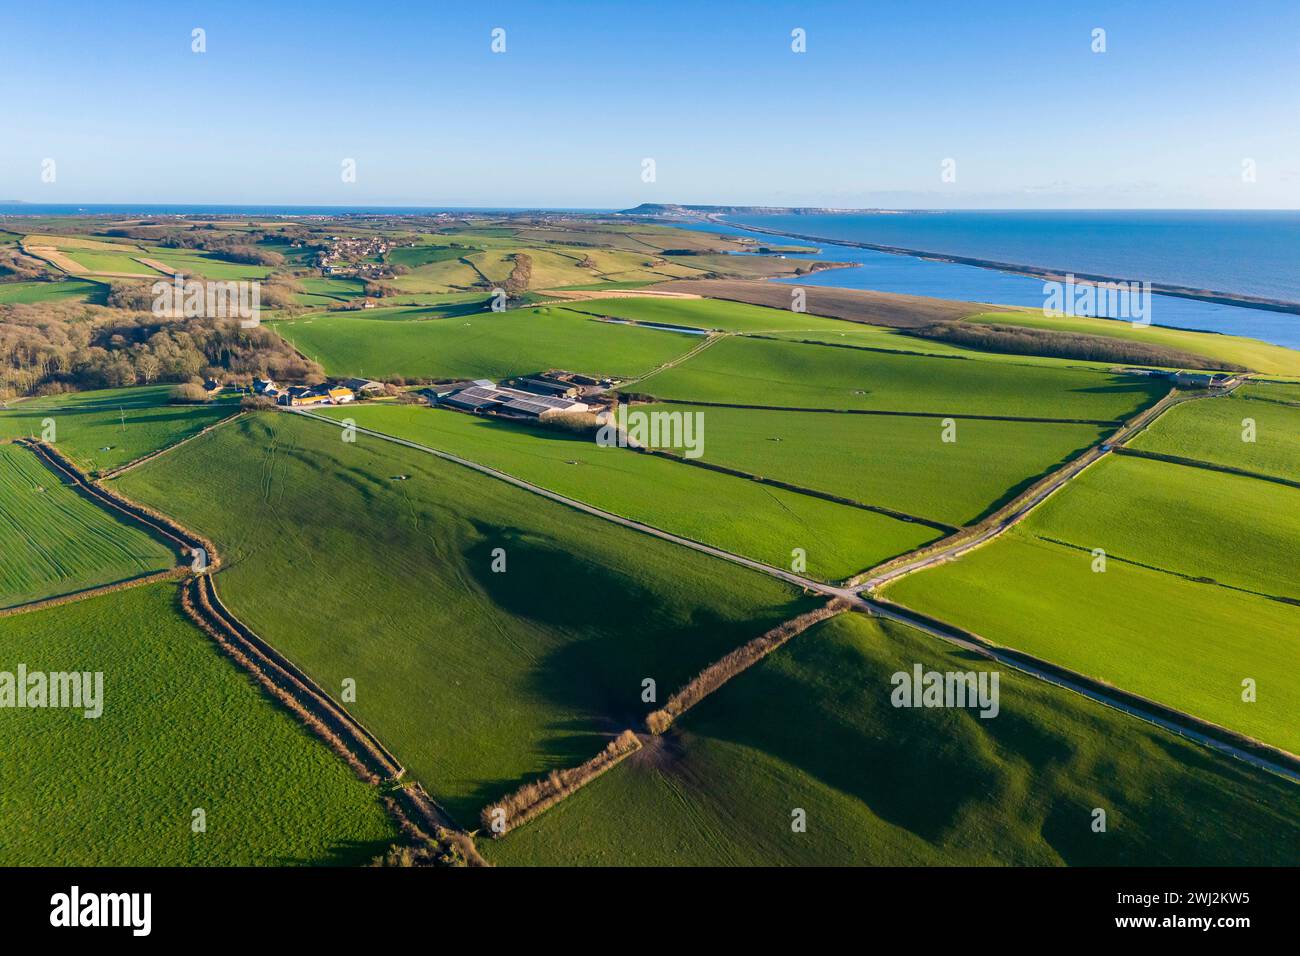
[683,214,1300,350]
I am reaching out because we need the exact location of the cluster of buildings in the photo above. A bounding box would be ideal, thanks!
[316,235,394,276]
[424,370,608,421]
[253,376,383,407]
[1121,368,1240,389]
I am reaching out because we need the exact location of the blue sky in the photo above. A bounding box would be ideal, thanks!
[2,0,1298,208]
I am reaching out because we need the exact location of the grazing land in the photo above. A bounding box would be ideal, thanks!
[0,584,395,865]
[0,278,106,304]
[884,531,1300,753]
[637,402,1107,525]
[315,403,939,580]
[633,335,1166,421]
[1129,392,1300,482]
[116,413,816,822]
[650,277,989,327]
[272,306,700,381]
[556,296,872,335]
[1021,453,1300,600]
[485,613,1300,866]
[967,311,1300,377]
[0,386,237,473]
[0,444,175,608]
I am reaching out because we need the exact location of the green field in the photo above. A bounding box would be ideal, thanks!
[0,584,394,865]
[141,247,273,281]
[117,413,817,822]
[63,249,164,276]
[1129,393,1300,482]
[1239,380,1300,404]
[0,386,237,473]
[885,532,1299,753]
[639,402,1106,525]
[388,245,476,268]
[314,403,938,580]
[1022,453,1300,600]
[0,445,175,608]
[558,297,866,335]
[272,305,700,381]
[969,310,1300,377]
[635,336,1166,421]
[485,613,1300,866]
[0,278,106,304]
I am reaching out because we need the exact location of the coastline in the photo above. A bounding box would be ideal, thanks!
[705,217,1300,317]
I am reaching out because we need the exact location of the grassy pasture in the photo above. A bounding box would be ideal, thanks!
[485,612,1300,866]
[315,403,937,580]
[1239,380,1300,405]
[885,532,1300,753]
[141,247,273,281]
[272,305,700,381]
[0,386,237,473]
[640,403,1107,525]
[0,445,175,607]
[969,311,1300,377]
[387,245,473,269]
[1129,393,1300,482]
[635,336,1166,421]
[557,296,860,335]
[0,279,106,304]
[116,413,816,822]
[61,249,165,276]
[1023,453,1300,600]
[0,584,395,865]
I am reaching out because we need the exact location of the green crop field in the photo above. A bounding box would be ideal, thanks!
[388,245,478,268]
[485,612,1300,866]
[557,297,864,335]
[141,247,273,281]
[0,584,394,865]
[1129,393,1300,482]
[1021,453,1300,600]
[639,402,1106,525]
[116,413,817,822]
[0,386,237,473]
[969,310,1300,377]
[885,531,1300,752]
[62,249,164,276]
[0,278,106,304]
[0,444,175,608]
[635,335,1166,421]
[1239,380,1300,405]
[271,305,700,381]
[314,403,938,580]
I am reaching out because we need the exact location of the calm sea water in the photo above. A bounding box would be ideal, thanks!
[681,214,1300,350]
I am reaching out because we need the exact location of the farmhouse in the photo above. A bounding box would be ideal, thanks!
[277,384,356,407]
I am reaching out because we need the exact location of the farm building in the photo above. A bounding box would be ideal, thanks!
[278,384,356,407]
[434,381,590,419]
[341,378,384,394]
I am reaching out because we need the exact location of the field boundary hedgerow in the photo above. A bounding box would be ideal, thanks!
[627,442,957,533]
[479,730,642,838]
[1113,445,1300,490]
[99,409,246,479]
[0,567,186,618]
[850,386,1185,590]
[646,599,849,734]
[20,437,484,865]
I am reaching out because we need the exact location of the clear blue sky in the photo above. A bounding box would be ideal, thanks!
[3,0,1298,208]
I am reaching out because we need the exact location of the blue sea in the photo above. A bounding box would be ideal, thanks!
[681,212,1300,350]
